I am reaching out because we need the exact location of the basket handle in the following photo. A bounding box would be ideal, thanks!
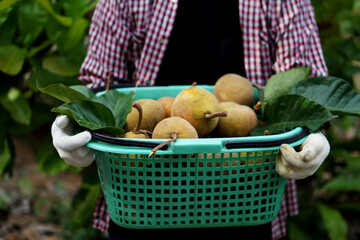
[166,127,310,153]
[90,132,169,150]
[225,127,310,149]
[90,127,309,154]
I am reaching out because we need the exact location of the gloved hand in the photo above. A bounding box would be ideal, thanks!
[51,115,95,167]
[276,132,330,179]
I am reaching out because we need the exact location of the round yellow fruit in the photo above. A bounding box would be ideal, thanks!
[214,102,257,137]
[125,99,166,132]
[171,83,222,137]
[157,96,175,118]
[152,117,198,139]
[213,73,254,107]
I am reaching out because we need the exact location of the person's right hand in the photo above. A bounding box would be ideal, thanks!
[51,115,95,167]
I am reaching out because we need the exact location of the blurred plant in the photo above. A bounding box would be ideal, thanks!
[287,1,360,240]
[0,0,96,175]
[0,0,102,239]
[313,0,360,83]
[1,0,360,239]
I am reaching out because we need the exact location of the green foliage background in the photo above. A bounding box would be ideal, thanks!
[288,1,360,240]
[0,0,359,239]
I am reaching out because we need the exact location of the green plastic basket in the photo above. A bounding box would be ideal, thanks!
[87,85,309,229]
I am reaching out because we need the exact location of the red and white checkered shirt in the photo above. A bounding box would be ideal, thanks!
[79,0,328,239]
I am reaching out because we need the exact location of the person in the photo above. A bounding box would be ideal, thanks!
[51,0,330,239]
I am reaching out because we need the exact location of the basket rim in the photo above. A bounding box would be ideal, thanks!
[88,84,310,154]
[90,127,309,149]
[88,126,309,155]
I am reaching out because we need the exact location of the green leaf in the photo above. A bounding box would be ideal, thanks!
[80,0,98,17]
[36,136,69,174]
[0,3,14,28]
[322,173,360,192]
[0,0,19,11]
[30,66,81,90]
[0,87,31,125]
[37,83,92,103]
[70,184,101,228]
[346,156,360,171]
[62,18,89,51]
[330,149,360,171]
[42,55,80,76]
[264,66,311,106]
[70,85,97,100]
[0,45,27,75]
[52,101,125,135]
[43,13,65,47]
[27,39,52,58]
[0,124,5,153]
[37,0,72,26]
[97,89,134,127]
[0,6,17,45]
[63,0,97,19]
[0,137,13,177]
[258,94,334,134]
[18,0,48,46]
[317,204,348,240]
[290,76,360,116]
[6,102,53,135]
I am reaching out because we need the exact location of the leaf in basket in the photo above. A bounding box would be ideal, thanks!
[69,85,97,100]
[264,66,311,107]
[96,89,134,128]
[289,76,360,116]
[37,82,93,103]
[52,100,125,135]
[252,94,335,135]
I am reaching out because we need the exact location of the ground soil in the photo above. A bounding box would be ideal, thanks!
[0,137,86,240]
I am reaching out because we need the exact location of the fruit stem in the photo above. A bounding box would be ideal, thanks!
[132,102,143,134]
[133,80,140,101]
[252,82,263,91]
[139,129,152,138]
[204,111,228,120]
[106,69,113,92]
[148,133,178,157]
[252,82,265,116]
[254,101,261,111]
[192,82,197,87]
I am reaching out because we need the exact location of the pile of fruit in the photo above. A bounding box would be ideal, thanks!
[38,66,360,153]
[120,74,260,156]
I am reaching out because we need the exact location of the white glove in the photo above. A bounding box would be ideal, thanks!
[276,132,330,179]
[51,115,95,167]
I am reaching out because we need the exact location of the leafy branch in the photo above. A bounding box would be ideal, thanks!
[252,67,360,135]
[37,82,134,135]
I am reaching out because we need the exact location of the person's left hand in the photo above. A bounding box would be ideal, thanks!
[276,132,330,179]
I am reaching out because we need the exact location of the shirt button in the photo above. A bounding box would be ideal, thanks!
[159,38,166,44]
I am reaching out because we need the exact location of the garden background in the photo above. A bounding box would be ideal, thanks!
[0,0,359,239]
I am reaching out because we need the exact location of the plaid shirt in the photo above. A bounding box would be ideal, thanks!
[80,0,328,239]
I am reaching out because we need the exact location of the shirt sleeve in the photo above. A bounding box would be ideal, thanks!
[78,0,132,89]
[269,0,328,77]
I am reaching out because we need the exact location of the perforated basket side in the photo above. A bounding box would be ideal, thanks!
[95,149,286,229]
[90,85,306,229]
